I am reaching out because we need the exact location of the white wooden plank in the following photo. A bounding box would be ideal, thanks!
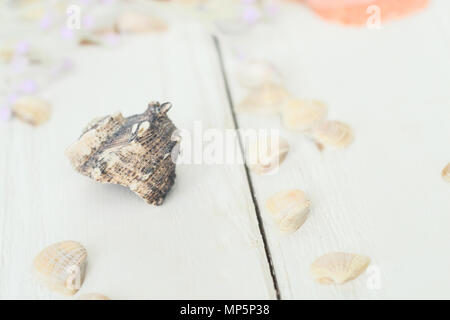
[219,0,450,299]
[0,19,276,299]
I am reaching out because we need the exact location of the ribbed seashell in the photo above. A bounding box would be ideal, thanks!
[442,163,450,182]
[66,102,179,206]
[78,293,111,300]
[247,136,289,175]
[311,252,370,285]
[281,99,327,132]
[266,189,310,234]
[12,97,52,126]
[237,83,290,115]
[33,241,87,296]
[237,60,282,89]
[311,120,353,150]
[116,12,167,33]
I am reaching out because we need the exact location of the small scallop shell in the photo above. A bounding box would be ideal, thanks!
[311,252,370,285]
[12,97,51,126]
[442,163,450,182]
[266,189,310,234]
[117,12,167,33]
[78,293,110,300]
[33,241,87,296]
[237,60,282,89]
[247,136,289,175]
[237,83,290,115]
[281,99,327,132]
[311,120,353,149]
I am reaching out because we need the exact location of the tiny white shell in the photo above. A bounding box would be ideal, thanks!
[117,12,167,33]
[78,293,111,300]
[237,83,290,115]
[33,241,87,296]
[311,120,353,149]
[311,252,370,285]
[12,97,51,126]
[442,163,450,182]
[237,60,282,89]
[247,136,289,175]
[265,189,310,234]
[281,99,327,132]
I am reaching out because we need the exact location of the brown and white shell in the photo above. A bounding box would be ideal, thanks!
[66,102,179,206]
[33,241,87,296]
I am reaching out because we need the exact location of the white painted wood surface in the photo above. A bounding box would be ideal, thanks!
[0,19,275,300]
[219,0,450,299]
[1,0,450,300]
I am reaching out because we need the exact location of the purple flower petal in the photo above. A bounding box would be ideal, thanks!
[0,105,12,121]
[15,41,30,55]
[61,27,74,40]
[18,80,38,94]
[242,6,261,23]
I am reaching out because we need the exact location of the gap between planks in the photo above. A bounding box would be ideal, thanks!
[212,35,281,300]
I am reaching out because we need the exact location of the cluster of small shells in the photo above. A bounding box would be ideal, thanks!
[236,61,368,284]
[237,61,354,151]
[33,240,110,299]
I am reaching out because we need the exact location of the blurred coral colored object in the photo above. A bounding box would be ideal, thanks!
[300,0,429,25]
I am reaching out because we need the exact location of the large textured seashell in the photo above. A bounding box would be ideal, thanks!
[33,241,87,296]
[66,102,179,206]
[237,83,290,115]
[311,252,370,285]
[281,99,327,132]
[78,293,111,300]
[247,136,289,175]
[237,60,282,89]
[12,97,51,126]
[117,12,167,33]
[311,120,353,149]
[442,163,450,183]
[265,189,310,234]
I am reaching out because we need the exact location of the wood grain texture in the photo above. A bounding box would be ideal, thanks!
[218,0,450,299]
[1,0,450,300]
[0,20,276,299]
